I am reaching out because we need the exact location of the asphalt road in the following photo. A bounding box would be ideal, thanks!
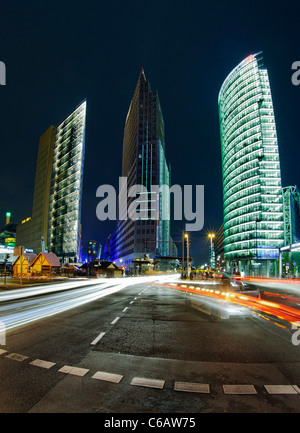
[1,275,300,414]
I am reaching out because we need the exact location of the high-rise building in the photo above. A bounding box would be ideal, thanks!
[109,68,171,269]
[282,185,300,245]
[48,100,86,262]
[218,53,284,276]
[16,125,56,252]
[16,100,86,263]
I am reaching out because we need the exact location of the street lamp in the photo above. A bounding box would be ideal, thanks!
[185,233,191,279]
[208,233,215,270]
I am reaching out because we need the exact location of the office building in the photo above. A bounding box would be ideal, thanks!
[17,100,86,263]
[109,68,171,269]
[282,185,300,245]
[16,126,56,252]
[48,100,86,262]
[218,53,284,276]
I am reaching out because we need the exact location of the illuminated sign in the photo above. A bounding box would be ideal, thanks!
[21,217,31,224]
[5,238,16,246]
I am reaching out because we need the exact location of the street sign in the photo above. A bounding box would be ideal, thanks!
[14,246,24,256]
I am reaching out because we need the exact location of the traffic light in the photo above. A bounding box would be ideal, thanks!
[87,241,97,258]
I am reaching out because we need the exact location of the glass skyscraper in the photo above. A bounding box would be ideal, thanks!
[109,69,170,269]
[48,100,86,262]
[218,53,284,276]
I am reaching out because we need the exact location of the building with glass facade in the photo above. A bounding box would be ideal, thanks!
[218,53,284,276]
[108,69,171,269]
[282,185,300,245]
[48,100,86,262]
[16,126,56,252]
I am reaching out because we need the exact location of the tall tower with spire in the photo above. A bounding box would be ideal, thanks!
[108,68,170,268]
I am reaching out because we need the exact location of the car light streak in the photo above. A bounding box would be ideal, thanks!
[157,282,300,324]
[0,275,168,332]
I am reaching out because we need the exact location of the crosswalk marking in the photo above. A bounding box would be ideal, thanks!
[223,385,257,394]
[264,385,299,395]
[92,371,123,383]
[58,365,89,376]
[130,377,165,389]
[6,353,28,362]
[174,381,210,393]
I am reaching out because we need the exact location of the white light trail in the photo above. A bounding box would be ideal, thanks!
[0,275,170,332]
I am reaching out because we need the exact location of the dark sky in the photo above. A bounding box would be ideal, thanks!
[1,0,299,265]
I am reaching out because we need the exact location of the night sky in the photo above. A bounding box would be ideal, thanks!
[1,0,299,265]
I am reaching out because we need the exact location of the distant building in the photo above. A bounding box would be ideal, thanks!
[0,212,19,266]
[219,53,284,276]
[214,224,224,268]
[282,185,300,245]
[16,126,56,252]
[0,212,18,247]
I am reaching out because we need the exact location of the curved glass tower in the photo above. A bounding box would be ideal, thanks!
[218,53,284,276]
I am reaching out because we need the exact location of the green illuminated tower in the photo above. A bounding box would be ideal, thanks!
[218,53,284,276]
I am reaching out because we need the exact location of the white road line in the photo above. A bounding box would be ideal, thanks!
[90,332,106,346]
[130,377,165,389]
[6,353,28,362]
[122,307,128,313]
[174,381,210,394]
[30,359,56,369]
[264,385,299,395]
[58,365,89,376]
[293,385,300,394]
[111,317,120,325]
[92,371,123,383]
[223,385,257,395]
[130,301,134,304]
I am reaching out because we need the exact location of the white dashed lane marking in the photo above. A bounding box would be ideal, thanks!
[90,332,106,346]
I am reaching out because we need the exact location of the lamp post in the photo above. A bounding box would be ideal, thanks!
[208,233,215,270]
[185,232,190,279]
[182,232,185,278]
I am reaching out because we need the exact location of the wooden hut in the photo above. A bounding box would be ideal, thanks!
[13,253,37,277]
[30,252,60,276]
